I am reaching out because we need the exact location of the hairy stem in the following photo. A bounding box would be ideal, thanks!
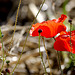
[69,21,75,66]
[42,37,52,75]
[39,34,47,75]
[8,0,21,51]
[70,22,73,57]
[57,51,63,75]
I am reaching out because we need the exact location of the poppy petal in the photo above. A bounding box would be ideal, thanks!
[54,30,75,54]
[30,14,67,38]
[56,23,66,33]
[54,38,71,52]
[52,14,67,23]
[57,14,67,23]
[30,25,51,38]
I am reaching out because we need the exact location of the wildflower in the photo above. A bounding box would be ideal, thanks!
[54,30,75,54]
[30,14,67,38]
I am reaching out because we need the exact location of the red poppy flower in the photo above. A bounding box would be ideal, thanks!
[30,14,67,38]
[54,30,75,54]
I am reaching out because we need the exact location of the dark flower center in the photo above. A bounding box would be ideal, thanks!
[38,29,42,33]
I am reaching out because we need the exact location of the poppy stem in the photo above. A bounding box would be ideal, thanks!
[42,37,52,75]
[57,51,63,75]
[53,37,63,75]
[0,27,5,75]
[10,0,22,75]
[8,0,21,51]
[70,20,73,56]
[39,34,47,75]
[69,19,75,65]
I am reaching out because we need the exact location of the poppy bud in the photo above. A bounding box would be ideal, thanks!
[6,60,10,64]
[5,68,10,73]
[68,19,72,23]
[38,29,42,33]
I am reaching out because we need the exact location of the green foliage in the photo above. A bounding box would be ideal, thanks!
[62,0,68,14]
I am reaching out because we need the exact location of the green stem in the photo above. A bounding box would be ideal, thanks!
[39,34,47,75]
[70,23,73,58]
[0,28,5,75]
[8,0,21,51]
[7,73,9,75]
[69,21,75,66]
[57,51,63,75]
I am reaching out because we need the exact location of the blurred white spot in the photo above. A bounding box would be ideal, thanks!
[37,46,45,52]
[46,68,51,72]
[55,33,60,38]
[30,30,33,35]
[65,58,69,63]
[66,1,75,12]
[41,3,48,11]
[66,26,69,31]
[61,65,65,70]
[32,27,34,30]
[66,5,71,12]
[67,70,71,75]
[12,56,18,61]
[29,3,45,22]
